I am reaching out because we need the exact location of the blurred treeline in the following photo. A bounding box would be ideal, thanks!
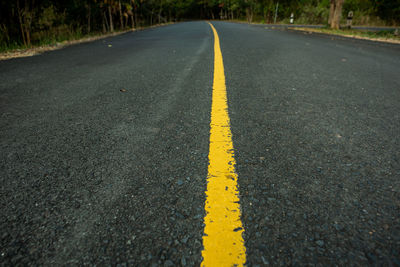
[0,0,399,49]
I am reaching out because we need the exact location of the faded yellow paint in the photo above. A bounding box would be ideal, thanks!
[201,22,246,267]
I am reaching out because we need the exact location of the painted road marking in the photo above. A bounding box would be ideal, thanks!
[201,22,246,266]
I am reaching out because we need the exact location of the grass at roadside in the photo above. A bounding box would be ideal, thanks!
[0,23,173,60]
[291,27,400,44]
[0,30,131,60]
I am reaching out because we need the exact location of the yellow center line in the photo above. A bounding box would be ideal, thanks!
[201,22,246,267]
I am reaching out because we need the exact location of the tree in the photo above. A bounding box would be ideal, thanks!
[16,0,35,46]
[329,0,345,29]
[108,1,114,32]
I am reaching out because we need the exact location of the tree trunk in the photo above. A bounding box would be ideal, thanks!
[273,1,279,24]
[158,6,162,24]
[118,1,123,29]
[87,2,91,33]
[246,6,253,23]
[330,0,344,29]
[102,13,107,33]
[134,6,138,27]
[130,14,134,28]
[16,0,27,46]
[25,28,31,46]
[108,5,114,32]
[103,11,109,32]
[23,0,33,46]
[328,0,335,25]
[245,0,251,23]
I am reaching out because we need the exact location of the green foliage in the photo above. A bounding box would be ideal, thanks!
[38,5,58,29]
[294,2,330,24]
[0,24,9,44]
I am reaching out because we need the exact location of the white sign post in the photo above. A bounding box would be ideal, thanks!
[347,11,353,29]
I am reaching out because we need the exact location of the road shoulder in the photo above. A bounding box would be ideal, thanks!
[0,23,174,61]
[290,27,400,44]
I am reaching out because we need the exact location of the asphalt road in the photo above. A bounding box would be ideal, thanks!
[1,21,399,266]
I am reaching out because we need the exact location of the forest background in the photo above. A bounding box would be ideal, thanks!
[0,0,399,51]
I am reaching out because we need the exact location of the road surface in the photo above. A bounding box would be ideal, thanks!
[1,21,399,266]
